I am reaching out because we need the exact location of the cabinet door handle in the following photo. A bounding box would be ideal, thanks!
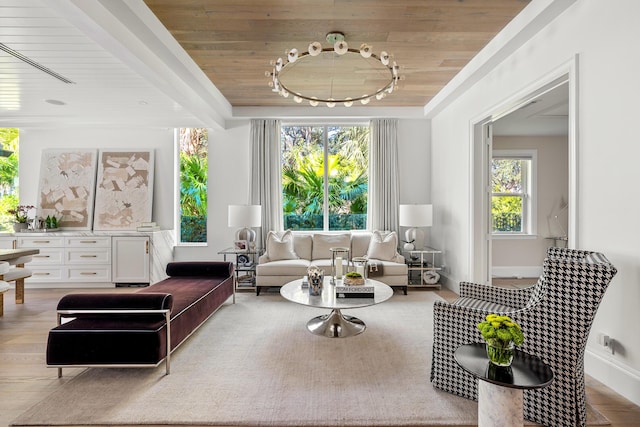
[34,255,50,258]
[80,272,98,275]
[33,240,51,244]
[34,272,51,276]
[146,240,149,254]
[80,240,98,244]
[80,255,98,258]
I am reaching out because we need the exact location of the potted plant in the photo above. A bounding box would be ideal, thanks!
[477,313,525,366]
[7,205,34,232]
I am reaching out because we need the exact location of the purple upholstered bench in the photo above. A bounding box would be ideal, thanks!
[46,261,234,377]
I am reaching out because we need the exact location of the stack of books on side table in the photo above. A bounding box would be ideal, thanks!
[137,222,160,232]
[335,283,375,298]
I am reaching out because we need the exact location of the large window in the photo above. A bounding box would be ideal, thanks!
[491,150,536,235]
[178,128,208,243]
[0,128,20,232]
[281,125,369,231]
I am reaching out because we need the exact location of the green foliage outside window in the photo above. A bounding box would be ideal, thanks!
[281,125,369,231]
[179,128,208,242]
[492,158,524,233]
[0,128,20,231]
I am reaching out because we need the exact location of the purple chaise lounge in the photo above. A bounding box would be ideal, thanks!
[46,261,234,376]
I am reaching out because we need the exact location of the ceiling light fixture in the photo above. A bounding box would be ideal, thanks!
[267,32,401,107]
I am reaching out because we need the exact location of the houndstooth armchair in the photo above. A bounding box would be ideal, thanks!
[430,247,617,427]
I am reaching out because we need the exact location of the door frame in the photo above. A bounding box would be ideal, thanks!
[469,56,579,283]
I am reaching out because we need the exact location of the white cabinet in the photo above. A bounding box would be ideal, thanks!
[111,236,150,284]
[0,236,16,249]
[18,235,111,283]
[0,230,172,288]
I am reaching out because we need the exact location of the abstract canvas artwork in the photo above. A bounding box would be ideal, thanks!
[93,150,155,230]
[38,149,98,230]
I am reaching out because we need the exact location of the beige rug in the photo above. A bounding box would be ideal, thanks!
[12,291,608,426]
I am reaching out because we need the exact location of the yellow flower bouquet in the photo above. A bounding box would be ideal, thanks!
[477,314,524,366]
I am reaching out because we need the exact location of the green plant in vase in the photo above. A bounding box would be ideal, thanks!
[477,314,524,366]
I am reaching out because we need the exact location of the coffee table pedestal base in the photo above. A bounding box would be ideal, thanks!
[478,380,523,427]
[307,308,365,338]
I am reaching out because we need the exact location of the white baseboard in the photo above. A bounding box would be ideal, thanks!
[585,347,640,406]
[491,266,542,278]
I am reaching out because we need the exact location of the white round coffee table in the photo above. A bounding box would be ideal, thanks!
[280,277,393,338]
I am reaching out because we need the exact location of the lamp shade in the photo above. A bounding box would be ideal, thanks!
[228,205,262,227]
[399,204,433,227]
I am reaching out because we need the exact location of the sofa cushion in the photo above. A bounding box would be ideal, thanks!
[265,230,298,261]
[311,233,351,260]
[256,259,310,277]
[367,231,398,261]
[293,234,313,261]
[351,232,372,258]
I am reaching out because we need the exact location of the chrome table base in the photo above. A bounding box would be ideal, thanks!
[306,308,365,338]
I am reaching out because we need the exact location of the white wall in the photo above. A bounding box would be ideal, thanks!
[19,127,176,229]
[18,119,430,264]
[429,0,640,405]
[172,118,432,261]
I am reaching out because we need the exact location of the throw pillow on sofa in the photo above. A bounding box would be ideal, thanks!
[311,233,351,260]
[265,230,299,261]
[367,230,398,261]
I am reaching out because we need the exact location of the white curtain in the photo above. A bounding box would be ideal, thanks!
[368,119,400,232]
[249,119,282,248]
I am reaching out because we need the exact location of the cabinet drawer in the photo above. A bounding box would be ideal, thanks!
[66,248,110,264]
[0,237,17,249]
[18,236,65,248]
[67,265,111,282]
[30,248,64,265]
[27,266,65,282]
[66,237,111,248]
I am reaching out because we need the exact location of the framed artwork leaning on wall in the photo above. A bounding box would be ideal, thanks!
[93,149,155,231]
[37,148,98,230]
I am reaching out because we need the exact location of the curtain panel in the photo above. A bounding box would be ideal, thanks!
[368,119,400,233]
[249,119,282,248]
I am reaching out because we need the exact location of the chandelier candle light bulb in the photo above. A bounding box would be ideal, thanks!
[267,32,401,107]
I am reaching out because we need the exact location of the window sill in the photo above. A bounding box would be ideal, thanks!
[492,233,538,240]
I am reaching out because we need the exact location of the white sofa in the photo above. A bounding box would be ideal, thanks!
[256,230,408,295]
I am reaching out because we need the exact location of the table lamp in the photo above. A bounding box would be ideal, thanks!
[399,204,433,250]
[228,205,262,249]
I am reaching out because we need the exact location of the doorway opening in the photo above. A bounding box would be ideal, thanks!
[471,66,577,284]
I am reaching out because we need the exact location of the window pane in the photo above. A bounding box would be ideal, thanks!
[282,126,325,230]
[492,195,523,232]
[0,128,20,232]
[327,126,368,230]
[179,128,208,243]
[281,125,368,231]
[492,158,522,193]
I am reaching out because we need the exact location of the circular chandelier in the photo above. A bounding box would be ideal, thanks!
[267,32,401,107]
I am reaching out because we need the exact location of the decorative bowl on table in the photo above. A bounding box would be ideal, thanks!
[343,271,365,286]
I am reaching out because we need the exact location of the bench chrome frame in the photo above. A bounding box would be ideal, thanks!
[49,308,172,377]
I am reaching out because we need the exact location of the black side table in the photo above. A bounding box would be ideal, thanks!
[454,343,553,427]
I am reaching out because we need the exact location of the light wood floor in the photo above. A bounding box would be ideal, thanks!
[1,287,640,427]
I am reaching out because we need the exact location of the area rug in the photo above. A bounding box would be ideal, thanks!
[12,291,608,426]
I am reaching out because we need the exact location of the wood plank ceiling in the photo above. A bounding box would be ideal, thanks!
[144,0,531,108]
